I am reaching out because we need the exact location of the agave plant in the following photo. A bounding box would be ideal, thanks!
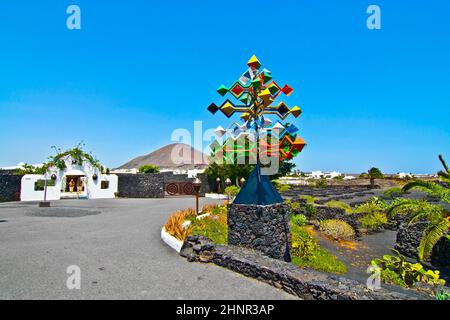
[402,155,450,203]
[388,198,449,261]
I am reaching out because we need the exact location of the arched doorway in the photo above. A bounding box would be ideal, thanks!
[61,170,87,199]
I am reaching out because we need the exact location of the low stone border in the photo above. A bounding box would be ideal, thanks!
[180,236,430,300]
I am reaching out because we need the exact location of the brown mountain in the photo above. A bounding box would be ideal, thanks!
[117,143,209,170]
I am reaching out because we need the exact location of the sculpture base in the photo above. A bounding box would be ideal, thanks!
[228,203,291,262]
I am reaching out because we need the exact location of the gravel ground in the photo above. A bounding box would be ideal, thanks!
[0,198,296,300]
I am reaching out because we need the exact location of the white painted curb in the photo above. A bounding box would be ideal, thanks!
[205,193,227,200]
[161,227,184,253]
[161,213,213,253]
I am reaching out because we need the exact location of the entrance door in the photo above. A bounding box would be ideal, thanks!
[62,176,87,198]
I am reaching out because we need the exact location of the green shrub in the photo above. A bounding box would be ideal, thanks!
[291,224,347,274]
[300,195,316,204]
[435,289,450,300]
[304,203,317,218]
[224,185,240,197]
[371,249,446,288]
[190,214,228,245]
[382,187,405,199]
[315,179,328,188]
[325,200,352,213]
[359,212,388,230]
[319,219,355,241]
[353,197,388,214]
[291,214,308,227]
[278,184,291,192]
[272,179,280,190]
[139,164,160,173]
[286,199,303,215]
[380,269,408,288]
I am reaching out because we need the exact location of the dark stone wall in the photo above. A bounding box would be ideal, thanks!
[117,172,210,198]
[0,174,22,202]
[117,173,165,198]
[396,221,450,267]
[180,236,428,300]
[228,203,291,261]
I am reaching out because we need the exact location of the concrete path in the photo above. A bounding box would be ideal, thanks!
[0,198,295,300]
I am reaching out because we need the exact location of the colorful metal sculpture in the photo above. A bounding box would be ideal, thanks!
[207,55,306,165]
[207,55,307,204]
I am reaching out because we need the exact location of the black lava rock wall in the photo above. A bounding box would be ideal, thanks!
[228,203,292,261]
[0,174,22,202]
[117,173,165,198]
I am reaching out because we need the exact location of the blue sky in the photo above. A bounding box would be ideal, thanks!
[0,0,449,173]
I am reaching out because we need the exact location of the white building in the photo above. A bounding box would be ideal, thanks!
[20,155,118,202]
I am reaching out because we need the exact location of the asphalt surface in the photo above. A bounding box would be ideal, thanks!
[0,198,295,300]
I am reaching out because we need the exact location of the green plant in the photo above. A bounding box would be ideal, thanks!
[286,199,317,217]
[325,200,352,213]
[359,172,369,179]
[292,235,319,259]
[388,198,449,261]
[359,212,388,230]
[224,185,240,197]
[319,219,355,241]
[286,199,302,215]
[367,167,384,188]
[291,224,347,274]
[48,142,102,170]
[380,269,408,288]
[291,214,308,227]
[270,160,296,180]
[353,197,388,214]
[277,183,291,192]
[435,289,450,300]
[382,187,405,199]
[190,211,228,245]
[402,155,450,203]
[315,179,327,188]
[139,164,160,174]
[304,203,317,218]
[14,163,49,175]
[371,249,446,288]
[299,195,316,204]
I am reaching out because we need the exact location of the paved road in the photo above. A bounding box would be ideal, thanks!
[0,198,295,300]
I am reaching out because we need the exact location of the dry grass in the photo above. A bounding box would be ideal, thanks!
[164,209,195,241]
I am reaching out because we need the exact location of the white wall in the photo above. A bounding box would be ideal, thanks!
[21,175,61,202]
[88,174,118,199]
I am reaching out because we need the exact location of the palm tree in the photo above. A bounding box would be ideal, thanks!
[387,198,449,261]
[388,155,450,261]
[367,167,384,189]
[402,155,450,203]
